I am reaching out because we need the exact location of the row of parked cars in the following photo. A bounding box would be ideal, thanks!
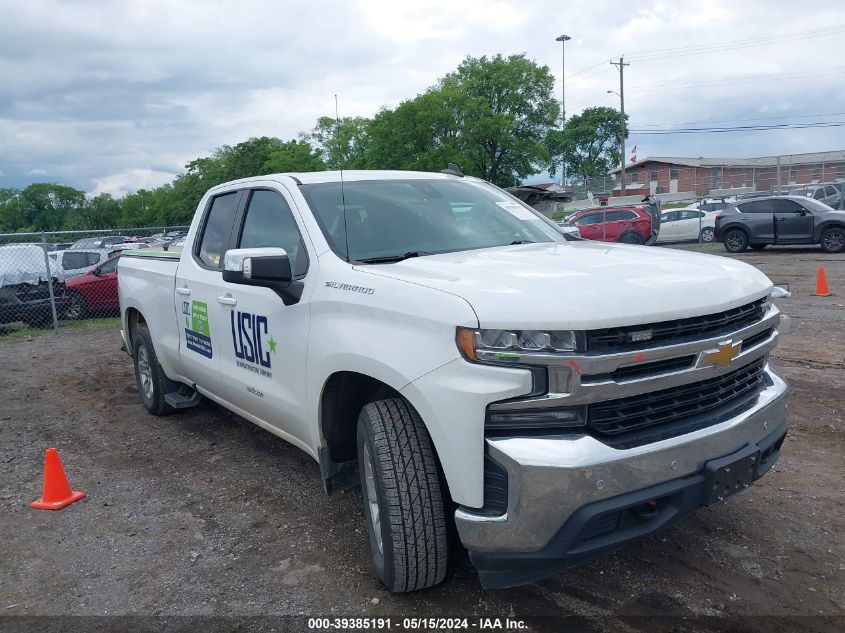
[557,187,845,253]
[0,231,187,328]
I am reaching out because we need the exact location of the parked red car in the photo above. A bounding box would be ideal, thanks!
[64,254,120,318]
[564,205,656,244]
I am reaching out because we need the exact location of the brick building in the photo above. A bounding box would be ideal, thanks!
[609,150,845,197]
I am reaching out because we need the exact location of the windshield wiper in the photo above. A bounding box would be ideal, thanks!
[509,240,535,245]
[355,251,433,264]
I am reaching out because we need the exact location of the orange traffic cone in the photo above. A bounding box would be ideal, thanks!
[31,448,85,510]
[811,266,832,297]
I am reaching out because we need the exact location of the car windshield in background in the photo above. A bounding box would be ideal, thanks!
[62,252,99,269]
[300,179,564,262]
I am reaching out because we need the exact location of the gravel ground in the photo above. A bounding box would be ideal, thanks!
[0,244,843,632]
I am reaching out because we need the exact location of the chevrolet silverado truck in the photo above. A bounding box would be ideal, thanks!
[119,170,789,591]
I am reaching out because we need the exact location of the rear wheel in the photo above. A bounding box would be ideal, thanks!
[820,226,845,253]
[132,327,173,416]
[750,243,767,250]
[618,231,646,245]
[699,227,715,243]
[357,398,448,592]
[63,291,87,320]
[723,229,749,253]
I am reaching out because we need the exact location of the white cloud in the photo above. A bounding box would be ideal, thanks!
[92,168,177,197]
[1,0,844,190]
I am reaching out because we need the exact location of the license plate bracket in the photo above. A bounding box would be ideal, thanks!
[703,444,760,506]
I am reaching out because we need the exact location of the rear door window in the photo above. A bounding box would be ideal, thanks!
[196,192,240,268]
[739,200,773,214]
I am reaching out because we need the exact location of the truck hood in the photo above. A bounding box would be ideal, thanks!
[355,242,772,330]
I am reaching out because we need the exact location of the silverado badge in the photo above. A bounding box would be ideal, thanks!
[702,340,741,367]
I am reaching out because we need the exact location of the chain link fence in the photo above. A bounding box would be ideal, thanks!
[0,226,188,336]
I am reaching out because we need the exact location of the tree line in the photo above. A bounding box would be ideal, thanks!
[0,54,627,232]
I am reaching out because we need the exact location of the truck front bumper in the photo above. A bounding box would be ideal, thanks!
[455,364,788,589]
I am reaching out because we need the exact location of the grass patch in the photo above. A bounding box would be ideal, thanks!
[0,317,120,339]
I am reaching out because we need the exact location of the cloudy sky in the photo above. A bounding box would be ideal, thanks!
[2,0,845,195]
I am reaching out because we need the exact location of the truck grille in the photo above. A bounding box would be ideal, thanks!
[588,357,767,437]
[586,299,764,352]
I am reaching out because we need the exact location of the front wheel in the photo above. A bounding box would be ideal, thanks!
[820,226,845,253]
[357,398,448,592]
[699,227,715,243]
[723,229,749,253]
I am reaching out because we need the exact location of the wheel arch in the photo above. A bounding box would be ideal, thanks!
[814,220,845,241]
[316,370,452,502]
[124,307,147,355]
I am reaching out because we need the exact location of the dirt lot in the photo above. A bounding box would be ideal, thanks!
[1,245,843,631]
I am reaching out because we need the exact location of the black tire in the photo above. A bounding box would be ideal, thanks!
[750,243,768,250]
[723,228,749,253]
[132,326,173,416]
[63,291,87,320]
[820,226,845,253]
[699,227,715,243]
[618,231,646,245]
[357,398,448,592]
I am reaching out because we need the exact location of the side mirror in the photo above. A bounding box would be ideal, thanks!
[222,247,303,305]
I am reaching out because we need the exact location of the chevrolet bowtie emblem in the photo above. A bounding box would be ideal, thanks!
[703,340,741,367]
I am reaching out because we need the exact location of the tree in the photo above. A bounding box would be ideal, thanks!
[365,54,559,187]
[263,140,325,173]
[305,116,370,169]
[5,183,86,230]
[366,90,463,173]
[69,193,121,229]
[442,54,559,187]
[548,106,628,181]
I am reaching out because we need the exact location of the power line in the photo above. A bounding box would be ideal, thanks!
[626,66,845,93]
[626,24,845,61]
[629,121,845,135]
[635,111,845,128]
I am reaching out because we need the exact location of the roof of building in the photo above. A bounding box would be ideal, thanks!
[610,149,845,174]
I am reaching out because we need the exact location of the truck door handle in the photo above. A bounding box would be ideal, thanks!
[217,295,237,306]
[175,286,191,296]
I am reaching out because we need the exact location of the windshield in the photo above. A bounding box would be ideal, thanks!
[300,179,565,262]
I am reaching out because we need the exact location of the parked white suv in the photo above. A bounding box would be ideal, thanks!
[119,170,789,591]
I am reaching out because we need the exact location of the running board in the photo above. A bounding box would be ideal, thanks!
[164,390,203,409]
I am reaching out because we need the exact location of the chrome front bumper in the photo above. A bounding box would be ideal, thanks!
[456,363,788,554]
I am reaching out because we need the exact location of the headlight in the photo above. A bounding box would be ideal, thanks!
[456,327,580,362]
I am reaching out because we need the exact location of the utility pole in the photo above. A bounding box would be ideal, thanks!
[555,34,571,187]
[610,57,630,195]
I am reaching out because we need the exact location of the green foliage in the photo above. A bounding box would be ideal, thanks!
[365,54,558,187]
[305,116,371,169]
[548,106,628,180]
[1,53,567,230]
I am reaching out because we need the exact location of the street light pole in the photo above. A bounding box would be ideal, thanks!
[555,34,570,187]
[610,57,629,195]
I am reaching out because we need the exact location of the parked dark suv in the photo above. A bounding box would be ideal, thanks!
[715,195,845,253]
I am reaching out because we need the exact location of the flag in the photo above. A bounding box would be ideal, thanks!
[630,146,637,164]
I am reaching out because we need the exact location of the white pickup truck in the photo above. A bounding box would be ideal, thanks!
[119,170,788,591]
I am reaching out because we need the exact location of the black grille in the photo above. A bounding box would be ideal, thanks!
[588,358,767,437]
[586,299,764,352]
